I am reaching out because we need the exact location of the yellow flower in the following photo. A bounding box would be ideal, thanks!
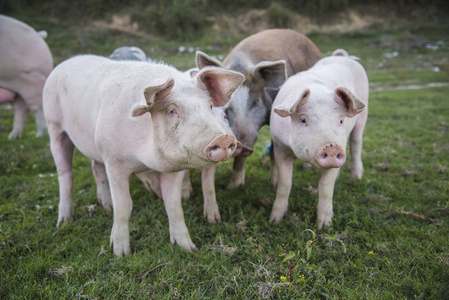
[369,251,374,255]
[280,276,286,281]
[299,275,305,279]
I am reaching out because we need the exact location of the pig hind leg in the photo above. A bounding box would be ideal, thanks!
[182,169,193,199]
[48,123,75,226]
[91,160,112,210]
[8,95,29,139]
[349,113,367,179]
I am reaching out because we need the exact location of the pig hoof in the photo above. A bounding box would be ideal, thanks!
[8,131,21,140]
[102,201,113,211]
[206,213,222,223]
[56,217,66,227]
[269,211,286,223]
[317,217,333,229]
[172,239,198,252]
[227,180,243,190]
[110,238,131,256]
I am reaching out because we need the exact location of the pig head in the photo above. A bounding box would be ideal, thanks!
[0,15,53,139]
[196,29,322,188]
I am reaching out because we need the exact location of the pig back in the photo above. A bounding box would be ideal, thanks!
[223,29,322,76]
[0,15,53,89]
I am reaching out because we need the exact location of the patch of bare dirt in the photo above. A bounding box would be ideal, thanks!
[91,13,158,41]
[210,9,388,37]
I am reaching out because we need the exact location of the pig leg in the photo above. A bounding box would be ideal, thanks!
[8,95,29,139]
[91,160,112,210]
[18,73,48,137]
[316,168,340,228]
[48,123,75,226]
[135,171,162,198]
[182,169,193,199]
[227,156,246,189]
[33,107,48,137]
[160,171,197,251]
[270,147,294,223]
[202,165,221,223]
[270,141,278,188]
[106,165,133,256]
[349,114,367,180]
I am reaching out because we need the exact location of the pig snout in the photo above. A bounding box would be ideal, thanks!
[316,143,346,168]
[204,134,237,162]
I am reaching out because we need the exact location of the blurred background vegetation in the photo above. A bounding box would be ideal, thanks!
[1,0,448,41]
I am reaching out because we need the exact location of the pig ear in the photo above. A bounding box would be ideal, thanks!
[334,87,366,117]
[264,87,280,103]
[196,51,223,69]
[189,69,199,78]
[131,78,175,117]
[274,89,310,118]
[196,67,245,107]
[253,60,287,89]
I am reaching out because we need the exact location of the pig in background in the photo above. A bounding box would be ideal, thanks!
[109,46,153,62]
[270,49,369,228]
[0,15,53,139]
[194,29,322,221]
[43,55,244,256]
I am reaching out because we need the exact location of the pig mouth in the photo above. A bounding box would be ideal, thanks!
[235,145,253,157]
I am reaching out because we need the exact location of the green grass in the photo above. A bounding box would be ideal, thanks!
[1,10,449,299]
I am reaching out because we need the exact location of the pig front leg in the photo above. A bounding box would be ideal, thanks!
[316,168,340,228]
[8,95,29,139]
[201,165,221,223]
[227,156,246,189]
[48,123,75,226]
[107,166,133,256]
[91,160,112,210]
[160,171,197,251]
[269,147,294,223]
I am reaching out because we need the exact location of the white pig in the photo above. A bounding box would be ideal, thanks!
[43,55,244,256]
[0,15,53,139]
[269,50,368,227]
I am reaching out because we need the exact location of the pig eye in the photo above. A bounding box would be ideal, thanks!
[210,104,213,110]
[339,117,344,125]
[168,108,178,116]
[299,116,307,124]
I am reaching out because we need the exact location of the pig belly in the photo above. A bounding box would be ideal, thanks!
[0,88,15,103]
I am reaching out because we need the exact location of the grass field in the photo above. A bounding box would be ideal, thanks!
[1,10,449,299]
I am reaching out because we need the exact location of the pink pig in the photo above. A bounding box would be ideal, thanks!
[0,15,53,139]
[43,55,244,256]
[269,49,368,227]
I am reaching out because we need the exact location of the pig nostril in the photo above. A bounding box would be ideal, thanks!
[211,145,219,151]
[229,143,235,149]
[323,153,328,159]
[337,154,341,159]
